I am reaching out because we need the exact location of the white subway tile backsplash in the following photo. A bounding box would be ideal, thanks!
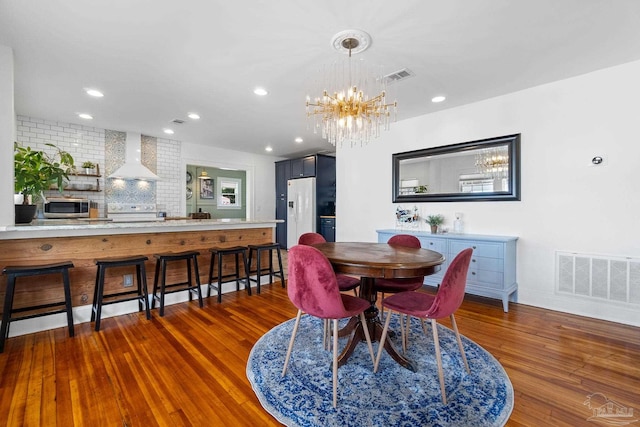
[18,115,185,216]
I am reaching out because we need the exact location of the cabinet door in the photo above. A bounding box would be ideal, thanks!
[275,160,291,249]
[320,218,336,242]
[291,156,316,178]
[275,160,291,199]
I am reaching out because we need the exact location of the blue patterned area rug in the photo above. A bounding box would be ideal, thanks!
[247,315,513,426]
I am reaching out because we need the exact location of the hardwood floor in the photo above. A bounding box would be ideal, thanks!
[0,281,638,426]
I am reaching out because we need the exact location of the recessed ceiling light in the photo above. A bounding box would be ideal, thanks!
[163,129,175,135]
[85,89,104,98]
[294,137,303,143]
[431,95,446,103]
[187,113,200,120]
[254,87,268,96]
[265,146,273,152]
[78,113,93,120]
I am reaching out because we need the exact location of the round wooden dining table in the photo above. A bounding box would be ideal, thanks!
[312,242,445,371]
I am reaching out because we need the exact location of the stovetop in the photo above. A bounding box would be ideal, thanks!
[107,203,164,222]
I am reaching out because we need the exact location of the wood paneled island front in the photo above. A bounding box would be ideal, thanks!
[0,219,281,334]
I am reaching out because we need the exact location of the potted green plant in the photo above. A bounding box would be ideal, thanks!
[425,214,444,234]
[81,161,95,174]
[14,142,75,223]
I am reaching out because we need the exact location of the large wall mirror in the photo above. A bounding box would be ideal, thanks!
[392,134,521,203]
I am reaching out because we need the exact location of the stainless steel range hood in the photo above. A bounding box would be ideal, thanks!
[107,132,161,181]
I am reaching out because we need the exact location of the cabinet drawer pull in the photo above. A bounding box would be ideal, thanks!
[472,259,476,262]
[471,272,476,275]
[473,245,477,249]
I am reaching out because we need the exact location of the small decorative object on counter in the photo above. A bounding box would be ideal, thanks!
[453,212,464,233]
[425,214,445,234]
[395,206,419,229]
[89,201,99,218]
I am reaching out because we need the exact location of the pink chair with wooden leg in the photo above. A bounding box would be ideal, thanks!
[374,248,473,404]
[298,232,360,295]
[282,245,375,408]
[374,234,426,334]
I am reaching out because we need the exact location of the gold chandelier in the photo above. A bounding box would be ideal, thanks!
[306,30,397,146]
[475,146,510,179]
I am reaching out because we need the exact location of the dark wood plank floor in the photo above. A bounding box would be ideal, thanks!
[0,281,638,426]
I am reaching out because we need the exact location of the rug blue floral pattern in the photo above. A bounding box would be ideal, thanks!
[247,315,513,426]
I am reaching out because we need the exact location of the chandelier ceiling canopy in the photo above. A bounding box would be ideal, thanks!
[306,29,397,147]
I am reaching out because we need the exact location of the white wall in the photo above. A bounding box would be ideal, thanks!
[337,59,640,326]
[0,46,15,228]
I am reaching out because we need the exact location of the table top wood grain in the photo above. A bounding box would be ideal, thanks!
[312,242,445,279]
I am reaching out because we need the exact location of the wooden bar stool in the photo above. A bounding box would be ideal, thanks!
[92,255,151,331]
[247,243,285,294]
[151,251,204,316]
[1,261,75,353]
[207,246,251,303]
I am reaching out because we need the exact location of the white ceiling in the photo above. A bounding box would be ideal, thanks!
[2,0,640,158]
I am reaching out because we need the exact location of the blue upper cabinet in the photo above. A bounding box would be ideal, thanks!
[290,156,316,178]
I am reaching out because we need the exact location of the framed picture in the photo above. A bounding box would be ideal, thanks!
[200,178,214,199]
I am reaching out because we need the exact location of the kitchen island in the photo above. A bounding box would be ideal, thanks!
[0,219,282,335]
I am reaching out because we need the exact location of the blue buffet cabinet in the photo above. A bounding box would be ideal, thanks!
[377,229,518,312]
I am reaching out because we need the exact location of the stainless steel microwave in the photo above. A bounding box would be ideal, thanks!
[44,198,89,218]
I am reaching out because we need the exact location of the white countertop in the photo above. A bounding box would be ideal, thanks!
[0,218,282,239]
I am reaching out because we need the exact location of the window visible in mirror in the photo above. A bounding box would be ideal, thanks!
[392,134,520,203]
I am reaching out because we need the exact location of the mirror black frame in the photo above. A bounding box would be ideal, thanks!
[392,133,521,203]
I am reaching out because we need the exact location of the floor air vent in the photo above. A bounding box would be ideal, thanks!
[556,251,640,304]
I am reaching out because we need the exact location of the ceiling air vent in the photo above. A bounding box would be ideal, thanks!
[383,68,415,85]
[171,119,185,125]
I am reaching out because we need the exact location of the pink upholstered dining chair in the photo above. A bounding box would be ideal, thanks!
[374,234,424,317]
[374,248,473,404]
[282,245,375,408]
[298,232,360,296]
